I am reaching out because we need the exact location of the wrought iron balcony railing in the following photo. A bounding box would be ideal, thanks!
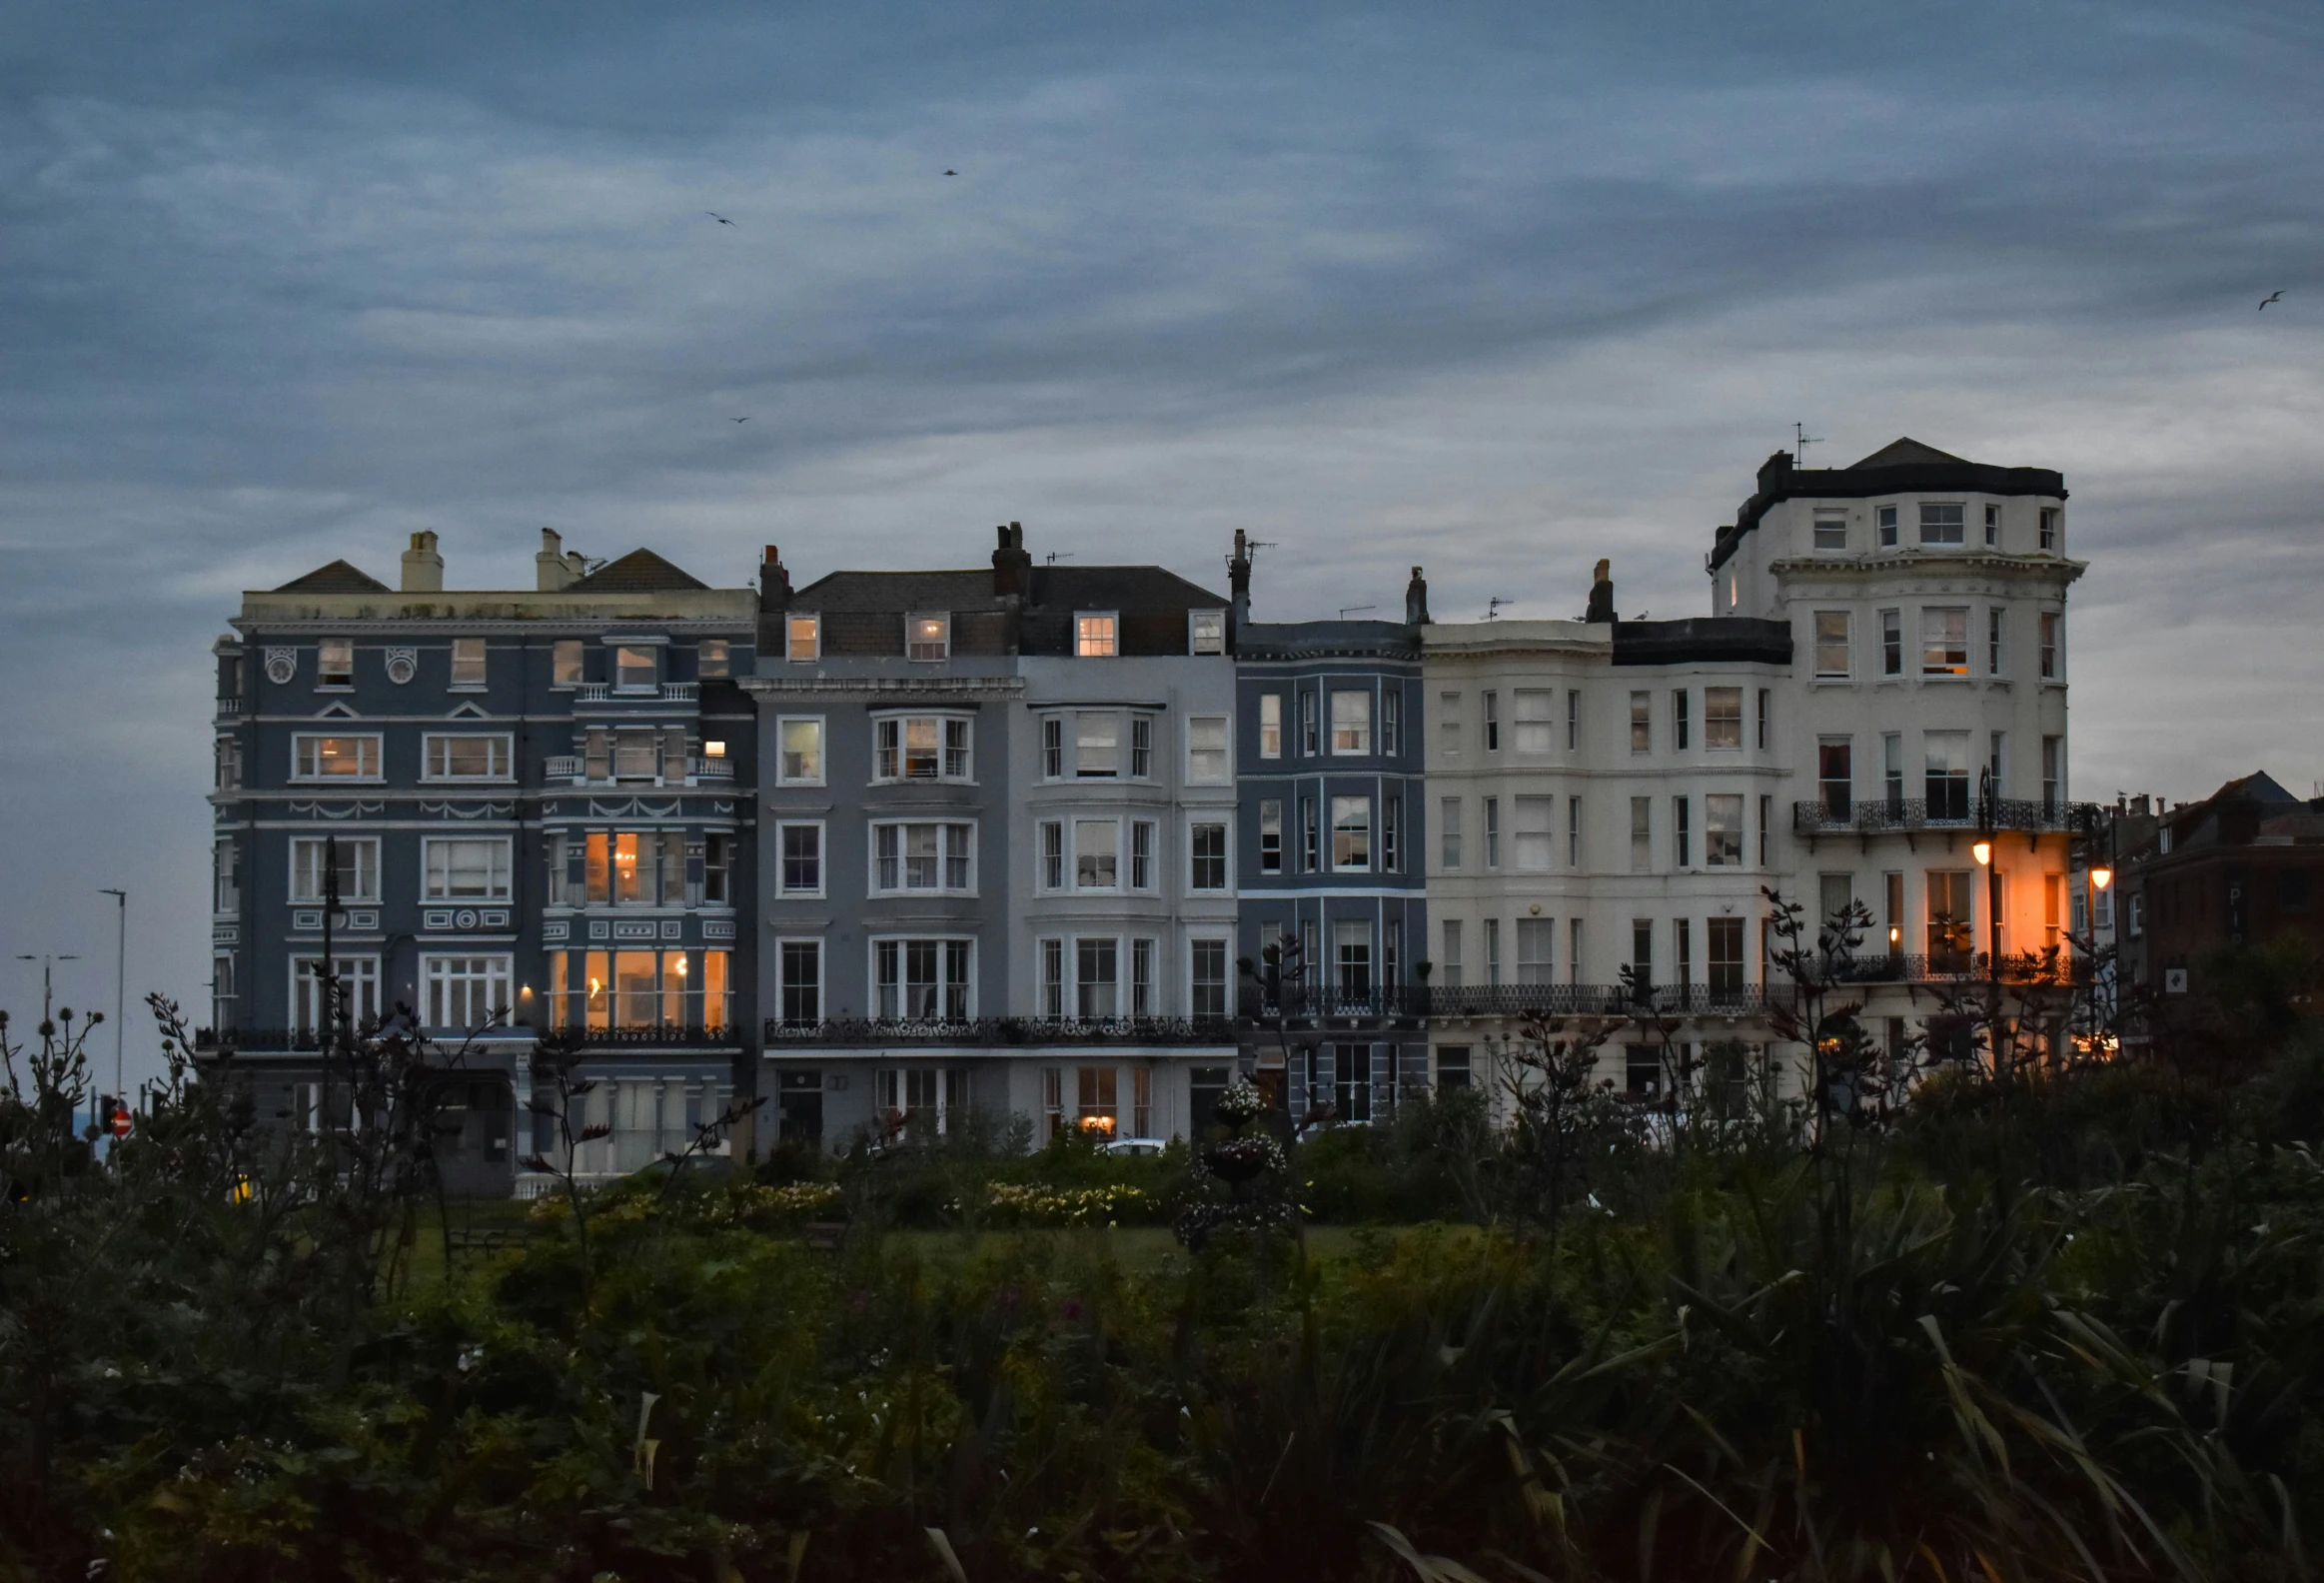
[762,1015,1236,1046]
[195,1023,743,1053]
[1793,796,2087,835]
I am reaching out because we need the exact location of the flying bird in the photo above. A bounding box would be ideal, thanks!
[2259,290,2283,310]
[706,211,735,226]
[733,416,749,424]
[943,170,956,176]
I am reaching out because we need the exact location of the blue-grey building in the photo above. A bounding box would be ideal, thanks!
[1228,531,1431,1121]
[747,525,1241,1148]
[205,529,758,1193]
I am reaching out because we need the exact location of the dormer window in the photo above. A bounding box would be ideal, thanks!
[1189,610,1226,654]
[318,638,354,688]
[1075,613,1118,657]
[614,646,657,692]
[907,614,950,661]
[786,615,820,662]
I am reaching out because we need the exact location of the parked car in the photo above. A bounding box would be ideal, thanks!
[1100,1136,1170,1157]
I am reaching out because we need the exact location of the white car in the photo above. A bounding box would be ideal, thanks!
[1099,1136,1170,1157]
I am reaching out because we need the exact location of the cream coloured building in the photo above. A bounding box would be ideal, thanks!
[1424,439,2085,1100]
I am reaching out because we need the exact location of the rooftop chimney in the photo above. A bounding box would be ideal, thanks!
[992,522,1031,599]
[402,530,444,593]
[537,528,576,592]
[1404,565,1430,627]
[762,543,792,605]
[1228,529,1252,626]
[1584,558,1616,624]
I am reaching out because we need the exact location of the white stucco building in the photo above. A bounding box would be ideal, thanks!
[1424,439,2086,1099]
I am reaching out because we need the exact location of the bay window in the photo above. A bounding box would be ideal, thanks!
[875,937,972,1020]
[1330,690,1371,754]
[875,715,972,782]
[872,821,975,893]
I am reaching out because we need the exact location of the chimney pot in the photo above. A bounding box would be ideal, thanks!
[402,530,445,594]
[536,528,573,591]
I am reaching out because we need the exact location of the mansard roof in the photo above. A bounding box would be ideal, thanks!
[274,560,391,594]
[1708,440,2068,573]
[567,549,708,593]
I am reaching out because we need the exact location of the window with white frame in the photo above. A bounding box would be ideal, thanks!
[1920,608,1969,676]
[422,836,513,900]
[214,837,239,913]
[1568,796,1583,866]
[292,734,381,781]
[1877,504,1899,547]
[1513,689,1554,753]
[786,614,820,662]
[1705,687,1743,750]
[1190,820,1228,890]
[1517,919,1554,984]
[1258,694,1282,759]
[1813,512,1848,551]
[1075,818,1120,888]
[1440,796,1463,870]
[292,955,380,1035]
[1630,692,1651,753]
[702,831,733,902]
[906,614,950,660]
[2039,508,2060,552]
[1330,690,1371,754]
[1187,716,1230,783]
[1483,796,1500,867]
[1920,502,1964,546]
[698,639,730,679]
[214,736,243,791]
[1439,919,1464,988]
[553,640,585,687]
[874,714,972,782]
[1382,686,1401,753]
[1331,796,1371,871]
[1301,796,1319,871]
[1382,794,1401,873]
[423,733,512,781]
[1439,692,1461,758]
[1130,715,1154,779]
[1705,793,1744,865]
[1987,608,2004,675]
[1814,611,1850,677]
[1190,937,1230,1018]
[1072,712,1118,778]
[1514,795,1554,872]
[872,821,974,893]
[1631,797,1652,873]
[2039,612,2062,679]
[1880,610,1902,676]
[614,645,658,692]
[1484,691,1500,752]
[424,954,511,1030]
[777,821,824,895]
[1076,937,1119,1017]
[318,638,354,688]
[451,637,488,687]
[1039,937,1065,1018]
[1075,613,1118,657]
[777,939,821,1025]
[1984,504,2000,547]
[291,836,381,904]
[1258,800,1283,874]
[1189,610,1226,654]
[873,937,972,1020]
[1131,820,1156,889]
[1039,820,1066,890]
[1301,690,1320,756]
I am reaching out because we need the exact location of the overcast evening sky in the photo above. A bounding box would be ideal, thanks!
[3,1,2320,1073]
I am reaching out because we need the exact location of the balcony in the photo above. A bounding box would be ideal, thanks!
[1244,984,1774,1021]
[1792,797,2086,836]
[1820,952,2087,987]
[762,1015,1236,1046]
[690,756,734,780]
[572,1024,741,1048]
[216,698,244,716]
[545,755,582,779]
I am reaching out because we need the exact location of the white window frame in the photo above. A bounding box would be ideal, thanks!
[612,645,659,693]
[1130,818,1157,891]
[774,936,824,1026]
[1258,694,1283,760]
[871,711,974,784]
[291,733,383,783]
[1921,607,1970,678]
[1876,504,1899,547]
[1329,689,1372,756]
[868,820,977,895]
[1188,934,1232,1019]
[1513,795,1554,873]
[1704,687,1743,751]
[450,637,489,689]
[316,637,355,689]
[1705,793,1745,866]
[421,732,514,783]
[1186,715,1232,784]
[290,954,381,1035]
[1512,689,1555,754]
[1812,511,1848,552]
[775,715,826,786]
[1068,711,1120,779]
[785,614,821,663]
[420,953,513,1031]
[1919,502,1966,547]
[869,935,976,1021]
[1188,818,1231,893]
[1038,819,1066,891]
[1813,611,1852,679]
[697,638,731,679]
[1189,609,1226,655]
[290,835,382,904]
[1331,794,1372,872]
[906,613,951,661]
[774,819,826,898]
[1072,816,1124,891]
[420,835,514,901]
[552,640,585,688]
[1075,612,1119,658]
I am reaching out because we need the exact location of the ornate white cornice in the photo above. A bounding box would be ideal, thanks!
[739,675,1026,699]
[1769,552,2087,587]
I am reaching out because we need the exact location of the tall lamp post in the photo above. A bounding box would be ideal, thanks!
[99,889,127,1112]
[2085,809,2115,1055]
[1970,768,2002,1074]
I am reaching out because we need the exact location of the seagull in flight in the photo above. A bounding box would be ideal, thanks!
[733,416,750,424]
[2259,290,2283,310]
[943,170,956,177]
[706,211,735,226]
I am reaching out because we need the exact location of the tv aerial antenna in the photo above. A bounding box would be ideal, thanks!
[1045,551,1075,565]
[1793,422,1824,465]
[1338,604,1376,619]
[1486,596,1508,621]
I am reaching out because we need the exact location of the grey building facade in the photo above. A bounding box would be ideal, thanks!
[1228,533,1433,1120]
[206,530,758,1193]
[748,526,1240,1148]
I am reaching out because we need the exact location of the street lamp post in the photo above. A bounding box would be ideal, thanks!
[99,889,127,1111]
[1971,768,2002,1075]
